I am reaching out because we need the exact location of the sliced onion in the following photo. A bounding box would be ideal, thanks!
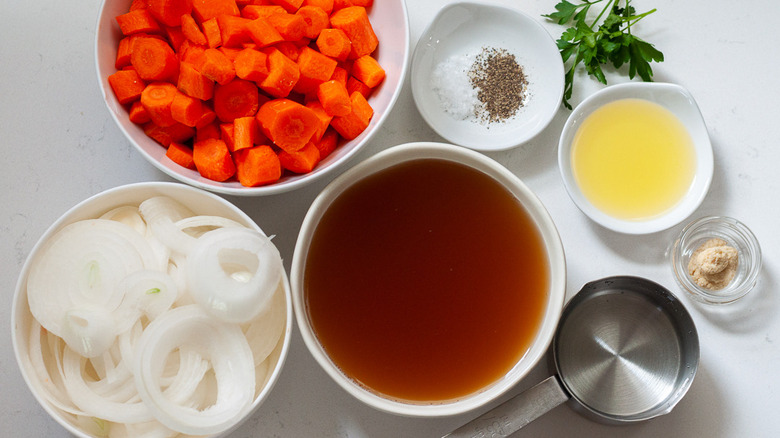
[139,197,197,255]
[243,284,286,366]
[133,305,255,436]
[99,205,147,236]
[186,227,283,323]
[175,215,244,238]
[60,304,118,358]
[113,270,178,334]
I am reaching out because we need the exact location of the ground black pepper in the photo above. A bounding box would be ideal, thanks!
[468,47,528,123]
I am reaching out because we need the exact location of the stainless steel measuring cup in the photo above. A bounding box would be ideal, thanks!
[445,276,699,437]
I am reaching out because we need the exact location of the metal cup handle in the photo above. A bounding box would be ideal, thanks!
[443,376,569,438]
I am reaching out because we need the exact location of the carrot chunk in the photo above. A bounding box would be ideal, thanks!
[350,54,385,88]
[270,0,303,13]
[234,145,282,186]
[201,17,223,48]
[171,91,206,127]
[305,100,333,141]
[217,15,252,47]
[129,101,152,124]
[148,0,193,27]
[256,98,319,152]
[131,37,179,81]
[178,62,215,100]
[314,126,339,158]
[232,116,258,151]
[316,79,351,116]
[214,78,260,122]
[116,9,163,36]
[193,137,237,181]
[346,75,371,98]
[141,82,179,127]
[144,122,196,146]
[241,5,286,19]
[266,12,306,41]
[245,17,285,47]
[201,48,237,85]
[233,48,269,82]
[108,69,146,104]
[259,47,300,97]
[296,5,329,39]
[330,90,372,140]
[316,28,351,61]
[181,13,208,45]
[192,0,240,22]
[294,46,337,93]
[329,6,377,59]
[165,142,197,170]
[278,140,320,173]
[303,0,333,14]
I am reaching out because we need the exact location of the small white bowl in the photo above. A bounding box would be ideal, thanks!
[95,0,410,196]
[291,142,567,417]
[411,1,564,151]
[11,182,293,437]
[558,82,714,234]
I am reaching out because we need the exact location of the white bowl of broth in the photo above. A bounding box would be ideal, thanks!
[291,142,566,417]
[558,82,714,234]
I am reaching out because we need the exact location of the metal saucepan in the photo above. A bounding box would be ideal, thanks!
[445,276,699,437]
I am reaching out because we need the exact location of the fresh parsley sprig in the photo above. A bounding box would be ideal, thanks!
[543,0,664,109]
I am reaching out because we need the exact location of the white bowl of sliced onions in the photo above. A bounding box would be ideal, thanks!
[11,182,292,437]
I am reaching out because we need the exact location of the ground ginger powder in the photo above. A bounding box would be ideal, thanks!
[687,238,739,290]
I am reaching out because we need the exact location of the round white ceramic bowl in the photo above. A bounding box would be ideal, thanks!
[11,182,293,437]
[95,1,410,196]
[411,1,564,151]
[290,142,567,417]
[558,82,714,234]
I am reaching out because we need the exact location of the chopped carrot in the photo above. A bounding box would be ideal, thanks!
[166,142,197,169]
[214,78,260,121]
[314,126,339,158]
[259,47,300,97]
[217,15,252,47]
[265,12,305,41]
[331,0,353,11]
[316,79,351,117]
[294,46,337,93]
[256,98,319,151]
[164,25,187,51]
[196,121,221,141]
[245,17,285,47]
[278,140,320,173]
[130,0,149,11]
[270,0,303,13]
[232,116,258,151]
[116,9,163,36]
[234,145,282,186]
[274,41,300,60]
[116,35,138,69]
[193,138,237,181]
[192,0,240,22]
[144,122,196,146]
[108,69,146,104]
[330,65,348,85]
[181,13,208,45]
[171,91,205,127]
[201,48,236,84]
[315,28,350,61]
[303,0,333,14]
[330,91,372,140]
[129,101,152,124]
[305,100,332,141]
[233,48,269,81]
[178,61,215,100]
[220,123,236,150]
[350,0,372,7]
[196,105,218,128]
[329,6,377,59]
[131,37,179,81]
[178,41,207,67]
[241,4,286,19]
[346,75,371,98]
[141,82,179,127]
[296,6,328,39]
[201,17,223,48]
[350,54,384,88]
[148,0,193,27]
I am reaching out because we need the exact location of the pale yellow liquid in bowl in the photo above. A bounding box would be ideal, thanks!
[571,98,696,221]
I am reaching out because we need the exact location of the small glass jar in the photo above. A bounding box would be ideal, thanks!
[670,216,761,304]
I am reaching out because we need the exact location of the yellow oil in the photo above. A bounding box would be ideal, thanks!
[571,98,696,221]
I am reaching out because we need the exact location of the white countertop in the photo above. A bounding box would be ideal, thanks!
[2,0,779,436]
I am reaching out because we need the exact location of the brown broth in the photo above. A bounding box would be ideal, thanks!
[304,158,549,402]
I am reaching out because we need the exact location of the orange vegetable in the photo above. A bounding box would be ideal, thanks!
[314,126,339,158]
[181,13,208,45]
[278,140,320,173]
[131,37,179,81]
[130,0,148,11]
[332,0,353,11]
[144,122,196,147]
[165,142,197,169]
[233,48,269,81]
[177,61,215,100]
[116,35,139,69]
[350,54,384,88]
[220,123,236,150]
[329,6,377,59]
[214,78,260,121]
[141,82,179,127]
[305,100,332,141]
[316,79,351,116]
[201,48,237,84]
[350,0,372,6]
[196,105,218,128]
[303,0,333,14]
[256,98,319,151]
[201,17,223,48]
[217,15,252,47]
[266,12,305,41]
[330,91,372,140]
[274,41,300,60]
[108,69,146,104]
[193,137,237,181]
[192,0,240,22]
[271,0,303,13]
[178,41,207,68]
[315,28,350,61]
[259,47,300,97]
[219,46,243,61]
[330,65,348,85]
[234,145,282,186]
[296,5,329,39]
[346,75,371,98]
[245,17,285,47]
[294,46,337,93]
[129,101,152,124]
[241,4,286,19]
[116,9,163,36]
[232,116,258,151]
[171,91,205,127]
[164,25,187,51]
[196,121,221,141]
[148,0,192,27]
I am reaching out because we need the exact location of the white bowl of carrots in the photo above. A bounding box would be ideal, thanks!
[95,0,409,196]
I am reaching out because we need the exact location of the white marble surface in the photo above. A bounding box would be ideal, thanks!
[2,0,779,436]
